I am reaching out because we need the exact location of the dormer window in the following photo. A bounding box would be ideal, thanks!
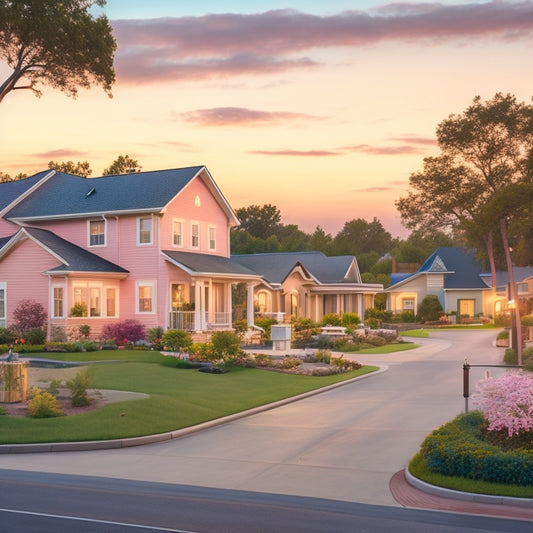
[138,217,152,245]
[88,219,105,246]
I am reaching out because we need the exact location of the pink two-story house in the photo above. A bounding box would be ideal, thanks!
[0,166,262,339]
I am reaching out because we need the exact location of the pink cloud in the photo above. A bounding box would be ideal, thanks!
[32,149,87,158]
[112,3,533,82]
[249,149,340,156]
[180,107,320,126]
[343,144,425,155]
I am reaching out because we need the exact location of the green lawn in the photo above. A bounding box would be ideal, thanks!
[1,351,378,444]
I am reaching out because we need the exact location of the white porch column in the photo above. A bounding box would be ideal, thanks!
[357,294,365,321]
[194,281,205,331]
[246,283,255,327]
[226,283,233,326]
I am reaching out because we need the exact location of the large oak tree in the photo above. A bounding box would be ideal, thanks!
[0,0,116,103]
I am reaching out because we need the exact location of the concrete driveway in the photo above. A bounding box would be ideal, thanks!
[0,329,504,507]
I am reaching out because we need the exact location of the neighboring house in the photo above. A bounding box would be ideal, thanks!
[482,267,533,317]
[387,247,492,319]
[232,251,382,323]
[0,167,383,339]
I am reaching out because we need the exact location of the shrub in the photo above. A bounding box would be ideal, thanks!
[496,330,509,340]
[365,334,387,347]
[472,371,533,437]
[321,313,341,326]
[316,335,334,349]
[232,319,248,333]
[291,317,316,331]
[341,313,361,328]
[47,379,62,397]
[416,295,444,323]
[78,324,91,338]
[521,315,533,327]
[504,348,517,365]
[160,357,198,369]
[102,319,146,344]
[331,354,362,371]
[399,310,416,323]
[12,299,47,335]
[0,327,16,344]
[27,387,64,418]
[365,317,380,329]
[161,329,193,352]
[281,357,302,369]
[253,353,272,367]
[211,330,242,359]
[494,313,511,328]
[420,411,533,485]
[24,327,46,345]
[148,327,164,350]
[49,326,67,342]
[315,349,331,364]
[67,367,95,407]
[255,318,278,338]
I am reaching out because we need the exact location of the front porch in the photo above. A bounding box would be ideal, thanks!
[169,310,233,331]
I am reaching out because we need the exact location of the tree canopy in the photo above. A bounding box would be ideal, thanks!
[48,160,92,177]
[235,204,282,240]
[0,0,116,103]
[396,93,533,284]
[102,155,142,176]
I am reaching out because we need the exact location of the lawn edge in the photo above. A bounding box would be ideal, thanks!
[0,365,387,454]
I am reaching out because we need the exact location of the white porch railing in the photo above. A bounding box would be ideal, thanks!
[168,311,233,331]
[169,310,195,331]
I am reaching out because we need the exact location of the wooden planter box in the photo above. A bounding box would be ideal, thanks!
[0,361,29,403]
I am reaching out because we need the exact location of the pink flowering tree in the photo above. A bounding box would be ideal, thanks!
[471,371,533,437]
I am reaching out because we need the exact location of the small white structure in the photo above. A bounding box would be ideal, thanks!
[271,325,292,351]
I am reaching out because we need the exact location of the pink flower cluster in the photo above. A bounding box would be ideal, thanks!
[472,371,533,437]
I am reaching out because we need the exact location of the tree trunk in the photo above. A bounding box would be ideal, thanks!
[500,218,523,366]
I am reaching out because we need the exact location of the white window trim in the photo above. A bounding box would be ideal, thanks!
[190,221,200,250]
[136,281,156,314]
[87,219,106,247]
[51,284,66,318]
[172,218,184,248]
[208,225,216,251]
[71,281,119,318]
[137,216,153,246]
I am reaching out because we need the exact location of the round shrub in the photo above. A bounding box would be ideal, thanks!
[211,330,242,358]
[504,348,517,365]
[341,313,361,328]
[24,328,46,345]
[420,411,533,485]
[0,327,16,344]
[322,313,341,326]
[27,388,64,418]
[102,319,146,344]
[416,295,444,323]
[162,329,193,352]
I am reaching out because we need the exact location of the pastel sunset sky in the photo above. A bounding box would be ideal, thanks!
[2,0,533,237]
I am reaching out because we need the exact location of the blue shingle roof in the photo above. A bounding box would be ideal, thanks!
[0,171,51,212]
[24,228,128,274]
[391,247,488,290]
[232,251,357,285]
[5,166,206,219]
[163,250,259,276]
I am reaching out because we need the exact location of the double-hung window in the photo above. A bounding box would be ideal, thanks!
[208,225,216,251]
[88,219,105,246]
[172,219,183,247]
[138,217,153,245]
[191,222,200,249]
[52,286,64,318]
[137,282,155,313]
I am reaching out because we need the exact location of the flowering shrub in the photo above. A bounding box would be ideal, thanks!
[161,329,193,352]
[12,299,47,335]
[102,319,146,344]
[471,371,533,437]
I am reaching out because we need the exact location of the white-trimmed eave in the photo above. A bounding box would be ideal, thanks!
[0,170,56,218]
[6,207,161,225]
[0,227,67,266]
[386,270,452,291]
[282,262,318,285]
[443,286,491,292]
[42,270,128,279]
[161,166,240,228]
[311,283,383,294]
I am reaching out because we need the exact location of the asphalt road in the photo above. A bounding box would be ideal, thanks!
[0,330,526,532]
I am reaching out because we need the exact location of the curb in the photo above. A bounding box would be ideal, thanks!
[0,366,387,454]
[405,467,533,508]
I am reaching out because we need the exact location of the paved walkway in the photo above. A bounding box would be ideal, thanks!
[1,331,532,522]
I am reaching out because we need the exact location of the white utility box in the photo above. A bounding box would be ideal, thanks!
[271,325,292,351]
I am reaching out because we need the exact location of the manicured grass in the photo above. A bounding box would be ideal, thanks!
[401,329,429,338]
[355,342,420,354]
[1,351,378,444]
[409,452,533,499]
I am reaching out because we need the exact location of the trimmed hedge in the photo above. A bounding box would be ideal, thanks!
[420,411,533,485]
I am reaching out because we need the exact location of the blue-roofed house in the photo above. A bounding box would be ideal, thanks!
[232,252,382,323]
[386,247,492,319]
